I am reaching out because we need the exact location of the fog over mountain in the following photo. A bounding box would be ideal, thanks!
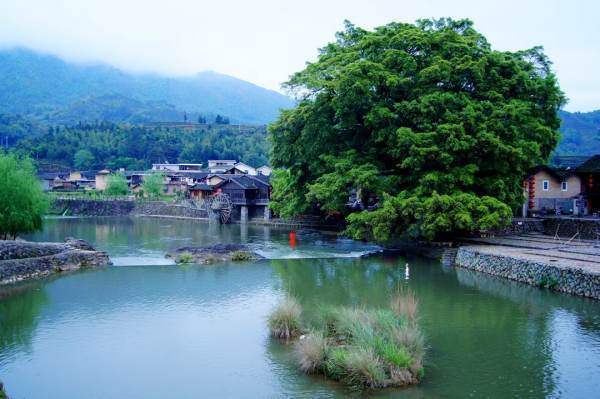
[0,48,294,125]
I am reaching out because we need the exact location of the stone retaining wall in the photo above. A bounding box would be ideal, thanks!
[50,198,209,219]
[0,239,111,284]
[51,198,135,216]
[133,202,208,218]
[543,217,600,240]
[455,246,600,299]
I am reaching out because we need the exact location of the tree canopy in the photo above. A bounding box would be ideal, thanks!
[0,152,48,239]
[15,121,269,170]
[269,18,565,241]
[105,173,129,196]
[142,172,165,198]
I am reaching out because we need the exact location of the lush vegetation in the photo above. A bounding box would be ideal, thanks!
[268,291,424,390]
[175,252,195,264]
[0,48,293,125]
[142,172,165,198]
[556,110,600,156]
[269,18,565,241]
[14,121,269,170]
[105,173,129,195]
[0,152,48,239]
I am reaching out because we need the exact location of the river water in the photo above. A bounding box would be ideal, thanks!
[1,217,600,398]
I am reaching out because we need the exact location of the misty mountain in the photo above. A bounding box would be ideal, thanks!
[556,110,600,156]
[0,48,294,124]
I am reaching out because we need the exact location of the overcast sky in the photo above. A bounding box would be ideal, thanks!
[0,0,597,111]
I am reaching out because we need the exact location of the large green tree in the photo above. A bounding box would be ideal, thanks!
[0,152,48,239]
[73,149,95,170]
[269,19,565,241]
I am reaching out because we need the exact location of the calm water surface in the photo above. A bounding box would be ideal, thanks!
[1,217,599,398]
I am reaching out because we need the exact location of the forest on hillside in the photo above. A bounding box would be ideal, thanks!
[556,110,600,155]
[11,121,270,170]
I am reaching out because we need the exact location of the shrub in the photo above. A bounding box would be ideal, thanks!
[295,332,328,373]
[268,296,302,340]
[0,381,7,399]
[0,153,48,239]
[175,252,195,264]
[231,251,254,262]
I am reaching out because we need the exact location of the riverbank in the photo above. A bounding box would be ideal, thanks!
[50,198,342,230]
[0,238,111,284]
[455,234,600,299]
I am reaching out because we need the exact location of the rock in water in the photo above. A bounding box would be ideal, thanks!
[166,244,263,264]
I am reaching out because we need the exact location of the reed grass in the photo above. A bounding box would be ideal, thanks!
[268,289,425,390]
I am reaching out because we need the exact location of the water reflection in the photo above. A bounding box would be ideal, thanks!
[0,218,597,398]
[0,281,48,366]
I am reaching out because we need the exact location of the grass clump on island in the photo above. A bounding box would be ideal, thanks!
[175,252,195,264]
[230,250,255,262]
[268,290,425,390]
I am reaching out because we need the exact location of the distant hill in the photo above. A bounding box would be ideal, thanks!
[556,110,600,156]
[0,48,294,124]
[46,94,198,124]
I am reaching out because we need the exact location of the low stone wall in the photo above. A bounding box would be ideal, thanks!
[455,246,600,299]
[543,217,600,240]
[51,198,135,216]
[50,198,209,219]
[134,202,208,218]
[477,218,544,237]
[0,238,111,284]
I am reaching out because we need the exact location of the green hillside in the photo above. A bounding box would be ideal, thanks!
[0,48,294,125]
[15,122,270,170]
[556,110,600,156]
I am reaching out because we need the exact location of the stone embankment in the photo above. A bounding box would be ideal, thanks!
[455,234,600,299]
[0,238,111,284]
[50,198,209,218]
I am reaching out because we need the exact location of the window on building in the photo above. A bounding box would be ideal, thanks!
[543,180,549,191]
[561,181,568,191]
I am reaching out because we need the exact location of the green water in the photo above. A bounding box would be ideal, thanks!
[1,217,599,398]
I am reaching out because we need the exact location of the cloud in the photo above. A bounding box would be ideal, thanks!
[0,0,598,111]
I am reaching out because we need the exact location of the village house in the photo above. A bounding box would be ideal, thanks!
[257,165,272,176]
[188,173,271,221]
[523,166,582,216]
[95,169,111,190]
[523,154,600,217]
[151,163,203,172]
[576,154,600,215]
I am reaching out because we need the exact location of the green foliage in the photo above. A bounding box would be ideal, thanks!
[269,18,565,240]
[0,381,7,399]
[272,291,425,390]
[73,149,95,170]
[105,173,129,196]
[0,152,48,239]
[230,251,255,261]
[142,172,164,199]
[268,169,309,217]
[555,110,600,156]
[537,274,559,289]
[268,296,302,340]
[16,121,269,170]
[175,252,195,264]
